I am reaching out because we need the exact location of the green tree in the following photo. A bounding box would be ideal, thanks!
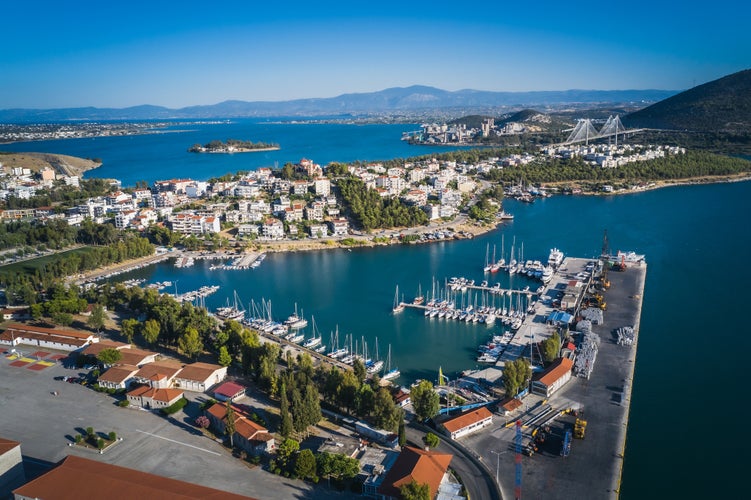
[411,380,440,422]
[502,358,532,397]
[217,346,232,367]
[372,387,400,432]
[352,358,367,384]
[294,449,317,480]
[96,348,122,366]
[423,432,440,450]
[542,332,562,363]
[225,401,236,448]
[86,303,107,332]
[142,318,160,346]
[279,382,293,438]
[51,311,73,327]
[276,438,300,469]
[120,318,139,344]
[400,480,430,500]
[398,416,406,447]
[177,327,203,359]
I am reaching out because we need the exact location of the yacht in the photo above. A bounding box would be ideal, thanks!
[548,248,564,268]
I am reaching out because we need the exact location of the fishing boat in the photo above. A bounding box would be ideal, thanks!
[392,285,405,313]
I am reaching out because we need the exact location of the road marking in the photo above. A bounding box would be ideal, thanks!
[135,429,221,455]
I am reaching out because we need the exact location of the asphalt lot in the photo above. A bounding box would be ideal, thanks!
[0,353,357,499]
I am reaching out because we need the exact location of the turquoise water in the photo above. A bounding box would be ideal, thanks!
[5,122,750,497]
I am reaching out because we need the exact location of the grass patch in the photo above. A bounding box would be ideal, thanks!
[0,247,95,275]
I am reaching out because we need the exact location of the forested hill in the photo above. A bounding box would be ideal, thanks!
[624,69,751,132]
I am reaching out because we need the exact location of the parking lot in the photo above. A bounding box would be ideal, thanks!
[0,349,353,499]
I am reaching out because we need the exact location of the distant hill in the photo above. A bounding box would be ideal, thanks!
[0,86,678,122]
[624,69,751,132]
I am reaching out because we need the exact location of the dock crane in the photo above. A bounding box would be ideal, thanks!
[600,230,611,289]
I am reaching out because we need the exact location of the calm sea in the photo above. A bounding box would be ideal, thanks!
[5,122,750,498]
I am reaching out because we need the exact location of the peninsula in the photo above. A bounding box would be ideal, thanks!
[188,139,280,153]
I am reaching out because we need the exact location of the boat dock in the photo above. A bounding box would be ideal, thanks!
[209,252,265,270]
[457,256,647,500]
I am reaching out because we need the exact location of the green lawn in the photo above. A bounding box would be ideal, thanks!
[0,247,95,276]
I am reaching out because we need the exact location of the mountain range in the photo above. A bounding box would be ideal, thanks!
[0,86,677,122]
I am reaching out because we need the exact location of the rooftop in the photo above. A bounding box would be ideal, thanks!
[13,455,253,500]
[441,407,493,433]
[534,357,574,386]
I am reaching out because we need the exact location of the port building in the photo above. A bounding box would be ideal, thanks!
[531,357,574,397]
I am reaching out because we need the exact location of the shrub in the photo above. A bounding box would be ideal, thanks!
[160,397,188,415]
[109,431,117,441]
[107,388,116,395]
[75,434,82,443]
[86,427,94,437]
[97,438,105,450]
[195,415,210,429]
[118,400,129,407]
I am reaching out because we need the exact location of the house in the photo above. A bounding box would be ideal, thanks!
[206,403,275,455]
[213,381,247,402]
[376,446,453,500]
[531,357,574,397]
[261,218,285,240]
[174,362,227,392]
[0,324,97,352]
[497,397,523,416]
[439,407,493,440]
[97,364,140,390]
[132,361,183,388]
[328,218,349,236]
[392,388,411,408]
[118,348,159,367]
[11,455,253,499]
[80,339,129,358]
[126,385,184,409]
[0,437,25,498]
[308,224,328,238]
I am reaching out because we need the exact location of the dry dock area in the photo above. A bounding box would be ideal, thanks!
[463,258,646,500]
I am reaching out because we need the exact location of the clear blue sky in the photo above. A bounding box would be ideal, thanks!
[2,0,748,109]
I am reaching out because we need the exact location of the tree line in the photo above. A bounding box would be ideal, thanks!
[336,178,428,231]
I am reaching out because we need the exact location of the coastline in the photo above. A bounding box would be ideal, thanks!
[192,146,280,154]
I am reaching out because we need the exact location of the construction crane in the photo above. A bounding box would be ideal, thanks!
[600,230,611,289]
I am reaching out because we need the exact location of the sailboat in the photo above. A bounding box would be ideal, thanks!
[367,337,384,374]
[413,283,424,305]
[382,344,400,380]
[302,315,322,349]
[483,243,492,273]
[285,303,308,329]
[392,285,405,313]
[215,290,245,322]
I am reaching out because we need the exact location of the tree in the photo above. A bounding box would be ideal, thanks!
[86,303,107,332]
[400,480,430,500]
[398,416,406,447]
[279,383,293,438]
[195,415,210,429]
[372,387,400,432]
[295,449,317,480]
[177,327,203,359]
[352,358,367,383]
[225,401,236,448]
[276,438,299,469]
[411,380,440,422]
[96,348,122,367]
[502,358,532,397]
[121,318,139,344]
[51,311,73,327]
[423,432,440,450]
[218,346,232,367]
[542,332,562,363]
[142,319,160,345]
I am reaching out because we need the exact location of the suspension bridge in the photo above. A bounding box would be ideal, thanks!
[559,115,644,146]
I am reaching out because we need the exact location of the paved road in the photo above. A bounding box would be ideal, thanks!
[406,422,501,500]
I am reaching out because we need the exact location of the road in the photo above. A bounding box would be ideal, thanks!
[406,422,502,500]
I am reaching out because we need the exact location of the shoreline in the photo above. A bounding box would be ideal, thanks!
[191,147,280,154]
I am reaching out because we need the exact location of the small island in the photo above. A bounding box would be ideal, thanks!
[188,139,280,153]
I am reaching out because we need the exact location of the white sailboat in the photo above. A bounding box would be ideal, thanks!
[302,315,322,349]
[392,285,405,313]
[382,344,400,380]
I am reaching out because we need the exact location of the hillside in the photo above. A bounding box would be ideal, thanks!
[0,152,101,177]
[624,69,751,132]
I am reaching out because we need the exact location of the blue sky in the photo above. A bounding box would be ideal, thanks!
[1,0,748,108]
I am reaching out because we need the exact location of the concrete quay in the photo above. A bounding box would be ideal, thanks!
[463,257,646,500]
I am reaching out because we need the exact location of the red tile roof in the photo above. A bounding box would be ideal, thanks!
[176,362,224,383]
[13,455,253,499]
[134,361,182,382]
[0,437,21,455]
[98,365,139,384]
[4,323,93,340]
[214,381,246,399]
[378,446,452,499]
[535,357,574,386]
[442,407,493,434]
[81,340,129,356]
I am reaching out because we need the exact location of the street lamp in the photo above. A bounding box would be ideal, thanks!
[490,450,509,486]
